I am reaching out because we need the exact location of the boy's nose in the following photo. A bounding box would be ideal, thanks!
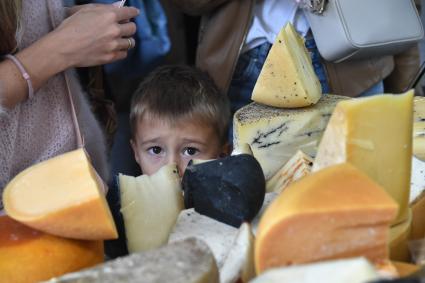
[167,154,184,178]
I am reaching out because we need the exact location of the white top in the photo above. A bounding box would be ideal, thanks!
[243,0,310,52]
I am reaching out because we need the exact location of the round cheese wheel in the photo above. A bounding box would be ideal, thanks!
[0,215,104,283]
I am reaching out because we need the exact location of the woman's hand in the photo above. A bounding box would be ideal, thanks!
[51,4,139,68]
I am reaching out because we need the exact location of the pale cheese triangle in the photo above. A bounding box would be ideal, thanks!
[3,148,117,240]
[120,163,184,253]
[251,23,322,108]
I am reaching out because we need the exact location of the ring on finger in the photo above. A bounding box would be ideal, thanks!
[127,38,133,50]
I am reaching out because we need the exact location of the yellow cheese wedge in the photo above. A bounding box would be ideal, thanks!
[251,23,322,108]
[3,149,117,240]
[0,215,103,283]
[255,163,398,274]
[313,90,414,225]
[389,209,412,262]
[120,164,184,253]
[413,96,425,160]
[266,150,313,193]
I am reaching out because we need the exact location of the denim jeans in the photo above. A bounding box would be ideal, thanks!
[228,37,330,141]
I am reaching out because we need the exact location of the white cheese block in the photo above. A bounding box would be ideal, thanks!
[411,156,425,203]
[233,95,347,179]
[220,223,256,283]
[251,23,322,108]
[169,209,238,269]
[44,238,219,283]
[119,164,184,253]
[249,257,380,283]
[266,150,313,193]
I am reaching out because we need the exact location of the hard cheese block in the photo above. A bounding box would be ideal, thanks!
[413,96,425,160]
[255,163,398,274]
[266,150,313,193]
[169,208,238,269]
[251,23,322,108]
[313,91,414,224]
[120,164,184,253]
[0,215,103,283]
[44,238,219,283]
[3,148,117,240]
[233,94,347,180]
[251,257,379,283]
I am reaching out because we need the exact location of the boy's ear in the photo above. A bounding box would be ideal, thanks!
[130,139,141,166]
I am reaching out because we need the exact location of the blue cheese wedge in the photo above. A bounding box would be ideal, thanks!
[233,95,347,180]
[251,23,322,108]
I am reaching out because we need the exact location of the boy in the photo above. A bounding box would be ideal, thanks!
[105,65,231,258]
[129,65,231,176]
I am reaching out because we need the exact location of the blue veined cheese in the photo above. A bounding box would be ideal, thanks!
[413,96,425,160]
[233,95,347,180]
[251,23,322,108]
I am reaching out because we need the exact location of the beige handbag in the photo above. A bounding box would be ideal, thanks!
[304,0,424,62]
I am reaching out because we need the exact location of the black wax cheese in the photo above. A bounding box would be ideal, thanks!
[182,154,265,228]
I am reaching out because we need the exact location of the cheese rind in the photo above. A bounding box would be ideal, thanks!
[251,23,322,108]
[44,238,219,283]
[3,148,117,240]
[313,91,414,224]
[255,163,398,274]
[120,164,184,253]
[233,95,347,179]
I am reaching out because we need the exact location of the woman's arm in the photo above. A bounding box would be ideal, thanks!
[0,4,138,109]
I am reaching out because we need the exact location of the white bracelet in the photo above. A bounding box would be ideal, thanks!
[5,54,34,100]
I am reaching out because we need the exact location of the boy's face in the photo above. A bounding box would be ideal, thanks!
[131,116,227,177]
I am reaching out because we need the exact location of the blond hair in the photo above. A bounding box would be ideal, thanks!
[130,65,231,144]
[0,0,22,56]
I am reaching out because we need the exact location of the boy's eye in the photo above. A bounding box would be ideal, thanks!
[148,146,163,155]
[183,147,199,156]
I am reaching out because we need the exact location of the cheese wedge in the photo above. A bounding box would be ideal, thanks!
[44,238,219,283]
[220,223,256,283]
[255,163,398,274]
[389,209,412,262]
[251,23,322,108]
[3,148,117,240]
[413,96,425,160]
[313,91,414,224]
[120,164,184,253]
[251,257,380,283]
[0,215,103,283]
[233,94,347,180]
[266,150,313,193]
[169,209,238,269]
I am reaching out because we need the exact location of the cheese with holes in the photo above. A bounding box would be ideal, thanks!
[44,238,219,283]
[3,148,117,240]
[251,23,322,108]
[313,91,413,224]
[233,95,347,179]
[0,215,103,283]
[169,209,238,269]
[255,163,398,274]
[120,164,184,253]
[414,96,425,160]
[266,150,313,193]
[251,258,379,283]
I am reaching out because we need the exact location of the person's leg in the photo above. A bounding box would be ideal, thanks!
[304,34,330,94]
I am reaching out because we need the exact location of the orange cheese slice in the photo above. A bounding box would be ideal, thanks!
[255,163,398,274]
[3,149,117,240]
[0,215,103,283]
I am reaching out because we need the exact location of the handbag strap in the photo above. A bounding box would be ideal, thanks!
[46,0,83,148]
